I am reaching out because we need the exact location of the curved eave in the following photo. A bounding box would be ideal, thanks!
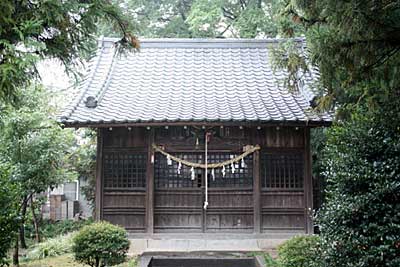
[59,119,332,128]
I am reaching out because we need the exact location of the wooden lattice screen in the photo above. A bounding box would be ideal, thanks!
[208,153,253,188]
[154,153,202,188]
[261,152,304,189]
[154,152,253,188]
[103,152,147,189]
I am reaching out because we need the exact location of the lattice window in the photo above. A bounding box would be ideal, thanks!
[261,152,304,189]
[154,152,253,188]
[208,153,253,188]
[103,152,147,189]
[154,153,203,188]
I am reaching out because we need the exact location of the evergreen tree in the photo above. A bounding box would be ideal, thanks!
[277,1,400,266]
[278,0,400,114]
[0,0,138,105]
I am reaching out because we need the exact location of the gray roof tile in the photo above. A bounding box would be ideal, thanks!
[60,38,332,126]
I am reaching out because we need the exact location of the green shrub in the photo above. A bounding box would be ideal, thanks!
[72,221,130,267]
[25,233,75,260]
[317,102,400,267]
[278,235,320,267]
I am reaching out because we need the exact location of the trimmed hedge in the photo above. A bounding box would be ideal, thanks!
[72,221,130,267]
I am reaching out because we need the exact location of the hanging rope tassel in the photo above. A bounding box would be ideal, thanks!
[204,132,210,210]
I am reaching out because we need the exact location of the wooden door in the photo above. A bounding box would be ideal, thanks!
[205,153,254,233]
[153,151,254,233]
[260,150,306,232]
[154,153,203,233]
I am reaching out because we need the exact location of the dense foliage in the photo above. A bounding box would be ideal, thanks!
[0,166,19,267]
[316,101,400,267]
[101,0,282,38]
[277,235,320,267]
[278,0,400,114]
[275,1,400,266]
[72,222,130,267]
[0,87,76,198]
[0,0,138,105]
[0,86,77,264]
[30,219,94,241]
[187,0,280,37]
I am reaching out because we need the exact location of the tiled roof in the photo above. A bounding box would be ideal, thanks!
[59,38,332,127]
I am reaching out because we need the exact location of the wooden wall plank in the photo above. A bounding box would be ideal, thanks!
[304,128,313,233]
[98,125,312,233]
[103,127,147,149]
[146,129,155,233]
[95,128,104,220]
[253,150,261,233]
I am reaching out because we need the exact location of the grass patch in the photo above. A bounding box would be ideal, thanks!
[20,254,137,267]
[24,233,75,261]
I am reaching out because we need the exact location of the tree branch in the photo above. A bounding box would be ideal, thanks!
[239,0,247,10]
[286,8,327,26]
[222,7,237,21]
[218,24,232,37]
[340,34,400,48]
[363,47,400,71]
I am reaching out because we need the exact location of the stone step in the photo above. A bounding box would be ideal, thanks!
[128,237,287,255]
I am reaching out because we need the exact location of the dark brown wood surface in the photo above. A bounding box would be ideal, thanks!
[304,128,313,233]
[154,188,203,233]
[253,150,261,233]
[96,126,311,234]
[95,129,103,221]
[146,129,155,233]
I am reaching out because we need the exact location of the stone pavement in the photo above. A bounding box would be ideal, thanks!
[128,233,301,255]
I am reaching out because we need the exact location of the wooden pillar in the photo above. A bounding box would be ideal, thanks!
[146,129,155,234]
[253,149,261,233]
[95,128,104,221]
[304,128,313,233]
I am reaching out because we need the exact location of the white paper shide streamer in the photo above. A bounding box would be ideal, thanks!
[177,161,182,174]
[152,139,261,210]
[190,167,195,180]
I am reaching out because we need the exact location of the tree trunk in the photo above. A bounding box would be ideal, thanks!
[19,198,28,249]
[30,197,41,243]
[13,236,19,267]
